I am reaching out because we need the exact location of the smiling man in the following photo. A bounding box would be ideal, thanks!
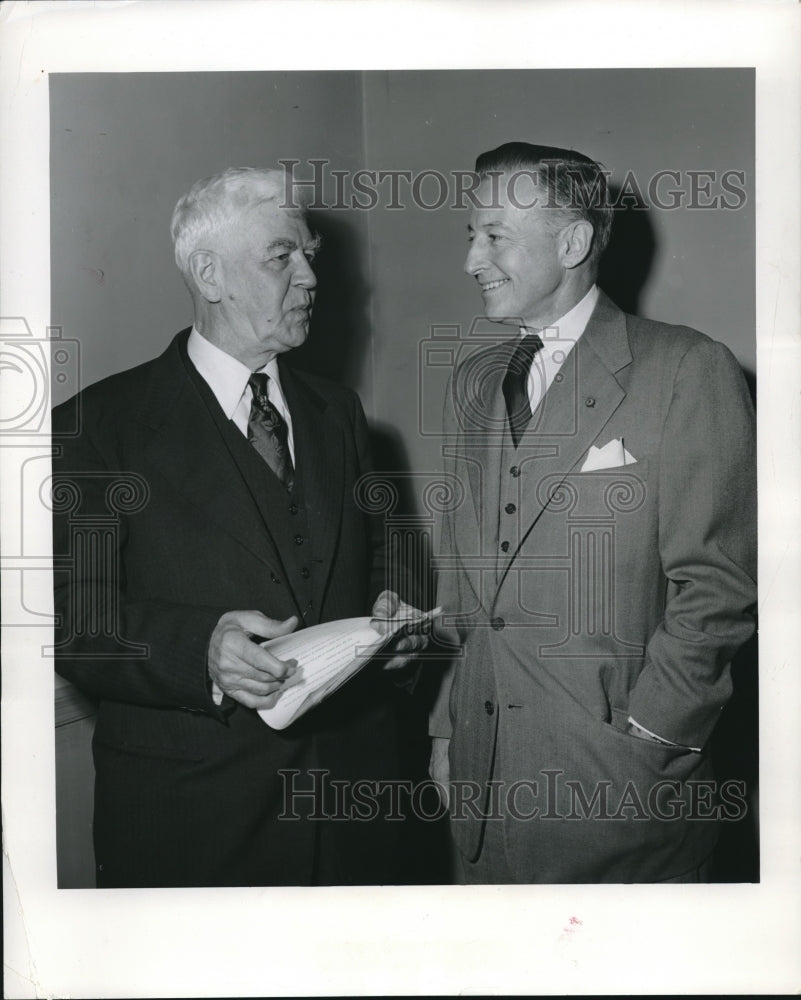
[429,143,757,883]
[52,167,422,887]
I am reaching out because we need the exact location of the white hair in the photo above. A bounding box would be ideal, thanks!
[169,166,306,276]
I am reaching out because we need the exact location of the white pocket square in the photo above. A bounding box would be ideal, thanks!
[580,438,637,472]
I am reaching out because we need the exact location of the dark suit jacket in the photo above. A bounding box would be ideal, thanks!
[430,292,757,882]
[52,329,401,887]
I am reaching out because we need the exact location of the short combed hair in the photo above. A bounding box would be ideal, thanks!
[169,166,302,275]
[475,142,613,265]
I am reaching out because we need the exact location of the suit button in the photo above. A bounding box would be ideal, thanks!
[510,466,520,477]
[585,396,596,408]
[505,503,516,514]
[270,572,280,584]
[491,617,505,631]
[289,504,299,515]
[484,701,495,715]
[500,541,509,552]
[300,567,310,579]
[554,373,564,383]
[294,534,304,545]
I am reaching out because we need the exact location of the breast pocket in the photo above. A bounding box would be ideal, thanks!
[528,459,652,531]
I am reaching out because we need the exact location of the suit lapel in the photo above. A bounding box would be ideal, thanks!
[496,293,633,588]
[137,333,291,592]
[457,340,515,602]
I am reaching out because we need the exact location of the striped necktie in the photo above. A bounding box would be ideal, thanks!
[247,372,294,490]
[502,333,544,447]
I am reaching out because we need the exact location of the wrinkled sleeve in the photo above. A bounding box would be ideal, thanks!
[627,340,757,749]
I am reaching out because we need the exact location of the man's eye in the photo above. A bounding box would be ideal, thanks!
[304,251,317,263]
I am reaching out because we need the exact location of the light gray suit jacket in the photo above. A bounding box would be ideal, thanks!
[431,291,757,882]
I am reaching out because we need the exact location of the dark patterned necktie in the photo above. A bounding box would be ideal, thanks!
[502,333,544,447]
[247,372,294,490]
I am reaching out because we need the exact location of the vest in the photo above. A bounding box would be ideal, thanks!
[182,350,320,625]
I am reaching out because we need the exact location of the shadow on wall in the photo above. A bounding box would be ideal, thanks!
[711,634,760,882]
[598,189,657,317]
[286,209,371,387]
[287,206,437,611]
[741,367,756,408]
[600,186,757,407]
[364,420,452,880]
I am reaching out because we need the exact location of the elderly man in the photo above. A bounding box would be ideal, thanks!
[429,142,757,883]
[52,166,421,887]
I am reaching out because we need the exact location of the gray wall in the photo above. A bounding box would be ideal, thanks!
[51,71,374,404]
[52,68,755,427]
[50,69,755,885]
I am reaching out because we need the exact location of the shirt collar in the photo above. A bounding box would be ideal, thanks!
[520,284,600,344]
[187,327,284,417]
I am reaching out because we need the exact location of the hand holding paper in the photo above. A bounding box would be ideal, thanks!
[257,599,441,730]
[369,589,433,671]
[208,610,300,711]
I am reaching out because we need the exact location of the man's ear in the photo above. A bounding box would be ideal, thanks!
[188,250,223,303]
[558,219,594,270]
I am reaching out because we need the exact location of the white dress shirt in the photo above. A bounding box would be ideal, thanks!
[186,327,295,463]
[522,284,599,412]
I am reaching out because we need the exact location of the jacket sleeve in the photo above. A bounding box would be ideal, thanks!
[627,339,757,749]
[428,374,468,739]
[51,395,229,719]
[347,389,392,608]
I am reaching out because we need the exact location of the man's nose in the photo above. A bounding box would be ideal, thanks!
[464,240,484,276]
[293,253,317,289]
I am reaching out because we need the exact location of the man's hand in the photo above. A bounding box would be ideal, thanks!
[429,736,451,809]
[369,589,431,671]
[208,610,299,710]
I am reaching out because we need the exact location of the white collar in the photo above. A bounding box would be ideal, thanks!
[520,284,600,344]
[186,327,283,417]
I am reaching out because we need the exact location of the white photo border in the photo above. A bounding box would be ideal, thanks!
[1,1,799,996]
